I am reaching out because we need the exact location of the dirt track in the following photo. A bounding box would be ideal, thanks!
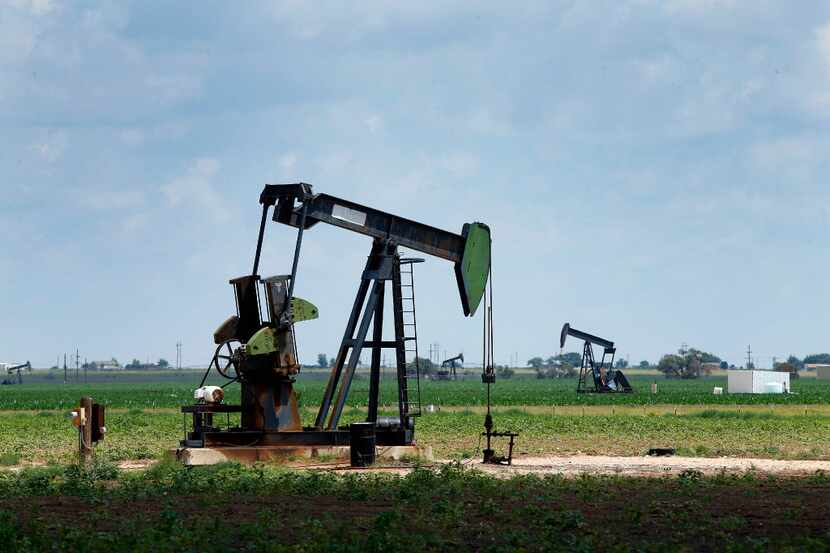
[467,455,830,477]
[9,455,827,478]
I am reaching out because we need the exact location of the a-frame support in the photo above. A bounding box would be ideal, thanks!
[314,239,416,445]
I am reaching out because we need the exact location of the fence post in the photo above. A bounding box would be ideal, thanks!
[80,396,93,465]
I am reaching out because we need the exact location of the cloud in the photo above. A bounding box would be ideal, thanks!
[7,0,55,16]
[161,158,228,223]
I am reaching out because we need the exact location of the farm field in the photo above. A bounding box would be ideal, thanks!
[3,461,830,552]
[5,372,830,410]
[1,374,830,464]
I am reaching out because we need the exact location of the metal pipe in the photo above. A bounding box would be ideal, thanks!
[287,202,308,303]
[251,204,270,276]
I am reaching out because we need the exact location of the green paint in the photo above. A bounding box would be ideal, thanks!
[291,297,319,323]
[456,222,491,317]
[247,327,278,356]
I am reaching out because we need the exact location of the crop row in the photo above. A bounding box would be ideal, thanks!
[2,375,830,411]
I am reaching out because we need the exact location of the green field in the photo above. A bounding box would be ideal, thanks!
[2,374,830,464]
[3,461,830,552]
[4,373,830,410]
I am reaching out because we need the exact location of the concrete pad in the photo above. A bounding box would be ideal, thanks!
[173,444,432,466]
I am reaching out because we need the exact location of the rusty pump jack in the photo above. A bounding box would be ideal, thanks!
[182,183,491,449]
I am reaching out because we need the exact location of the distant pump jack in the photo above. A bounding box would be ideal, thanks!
[560,323,633,394]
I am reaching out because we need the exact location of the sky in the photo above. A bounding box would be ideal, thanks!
[3,0,830,369]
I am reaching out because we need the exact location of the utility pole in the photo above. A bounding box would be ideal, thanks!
[63,353,67,384]
[176,341,182,370]
[75,349,80,381]
[746,345,752,369]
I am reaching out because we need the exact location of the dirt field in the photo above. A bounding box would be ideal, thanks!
[469,455,830,477]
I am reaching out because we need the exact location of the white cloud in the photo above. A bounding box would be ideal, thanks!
[7,0,55,16]
[161,158,228,223]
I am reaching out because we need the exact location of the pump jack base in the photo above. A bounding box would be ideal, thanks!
[173,444,432,466]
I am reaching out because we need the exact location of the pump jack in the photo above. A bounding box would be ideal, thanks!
[182,183,491,449]
[1,362,30,385]
[436,353,464,380]
[560,323,633,394]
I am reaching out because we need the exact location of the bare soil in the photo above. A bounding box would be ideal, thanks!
[469,454,830,477]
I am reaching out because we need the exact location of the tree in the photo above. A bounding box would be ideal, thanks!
[317,354,328,368]
[157,358,169,368]
[496,366,515,379]
[803,353,830,365]
[787,355,804,370]
[774,362,800,380]
[535,364,577,379]
[407,357,435,375]
[639,360,650,369]
[615,358,628,369]
[719,361,729,370]
[527,357,545,369]
[657,354,686,378]
[558,352,582,367]
[657,347,722,379]
[686,348,720,364]
[126,359,142,369]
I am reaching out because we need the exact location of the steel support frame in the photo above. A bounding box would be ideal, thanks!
[313,239,413,443]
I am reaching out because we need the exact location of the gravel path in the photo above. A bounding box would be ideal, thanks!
[469,455,830,477]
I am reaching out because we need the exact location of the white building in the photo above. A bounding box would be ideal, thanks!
[728,369,790,394]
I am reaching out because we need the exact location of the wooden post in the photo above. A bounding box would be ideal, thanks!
[80,396,93,465]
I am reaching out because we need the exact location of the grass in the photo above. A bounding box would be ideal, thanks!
[2,461,830,552]
[2,408,830,464]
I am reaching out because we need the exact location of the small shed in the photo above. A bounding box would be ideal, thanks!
[728,370,790,394]
[807,364,830,380]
